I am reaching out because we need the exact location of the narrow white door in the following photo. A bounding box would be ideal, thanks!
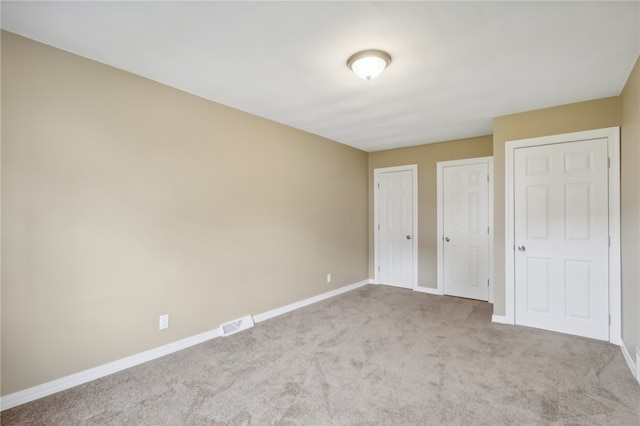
[442,163,490,301]
[377,169,414,289]
[514,138,609,341]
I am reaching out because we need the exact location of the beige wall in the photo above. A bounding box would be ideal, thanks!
[368,136,493,289]
[621,54,640,359]
[1,32,369,395]
[492,97,622,316]
[3,29,638,398]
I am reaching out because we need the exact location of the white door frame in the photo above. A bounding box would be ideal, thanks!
[373,164,418,290]
[437,156,494,301]
[505,127,621,344]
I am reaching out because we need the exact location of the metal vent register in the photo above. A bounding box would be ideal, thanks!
[220,315,254,336]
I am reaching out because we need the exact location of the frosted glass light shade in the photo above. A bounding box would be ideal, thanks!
[347,50,391,81]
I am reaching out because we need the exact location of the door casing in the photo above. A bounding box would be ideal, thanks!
[437,156,494,301]
[374,164,418,290]
[505,127,621,344]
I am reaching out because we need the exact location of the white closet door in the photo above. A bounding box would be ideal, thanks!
[514,138,609,341]
[377,169,414,289]
[442,162,490,301]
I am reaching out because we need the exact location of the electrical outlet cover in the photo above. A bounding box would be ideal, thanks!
[159,314,169,330]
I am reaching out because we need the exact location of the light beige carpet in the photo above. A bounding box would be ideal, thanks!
[2,285,639,425]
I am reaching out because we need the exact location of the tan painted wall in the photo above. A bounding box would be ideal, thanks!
[492,97,622,316]
[1,32,369,395]
[368,136,493,289]
[621,54,640,359]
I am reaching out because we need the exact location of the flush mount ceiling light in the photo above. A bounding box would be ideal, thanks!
[347,50,392,81]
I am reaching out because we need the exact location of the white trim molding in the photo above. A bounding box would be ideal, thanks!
[1,279,370,411]
[436,156,494,301]
[253,279,369,323]
[0,327,222,411]
[504,127,621,344]
[491,315,509,324]
[373,164,419,290]
[621,339,637,381]
[413,286,442,295]
[637,348,640,385]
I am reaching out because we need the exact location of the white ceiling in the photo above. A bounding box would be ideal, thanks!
[2,1,639,152]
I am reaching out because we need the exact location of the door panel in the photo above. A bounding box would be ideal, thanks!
[443,162,489,301]
[378,170,413,289]
[514,138,609,341]
[527,257,551,313]
[565,260,590,319]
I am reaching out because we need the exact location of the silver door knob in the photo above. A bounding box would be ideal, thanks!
[517,245,526,252]
[406,235,412,240]
[444,237,450,242]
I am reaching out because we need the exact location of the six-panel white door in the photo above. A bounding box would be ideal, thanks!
[514,138,609,341]
[378,170,414,289]
[443,163,490,301]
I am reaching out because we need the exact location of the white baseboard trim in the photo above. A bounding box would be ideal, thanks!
[413,286,441,295]
[636,348,640,385]
[1,278,371,411]
[253,279,369,323]
[620,339,637,381]
[0,327,222,411]
[491,314,509,324]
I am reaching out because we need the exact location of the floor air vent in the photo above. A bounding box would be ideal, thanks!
[220,315,254,336]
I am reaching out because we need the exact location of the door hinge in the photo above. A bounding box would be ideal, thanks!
[487,174,489,182]
[378,224,380,231]
[377,182,380,189]
[608,236,611,247]
[609,315,611,325]
[487,226,490,234]
[487,278,490,287]
[608,158,611,169]
[378,265,380,272]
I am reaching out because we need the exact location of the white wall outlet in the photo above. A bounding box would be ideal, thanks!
[327,273,332,283]
[159,314,169,330]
